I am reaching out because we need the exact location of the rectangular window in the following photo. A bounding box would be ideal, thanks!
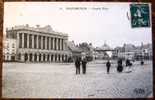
[12,31,17,39]
[6,31,17,39]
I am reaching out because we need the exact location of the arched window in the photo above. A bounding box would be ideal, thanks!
[51,55,53,62]
[25,53,28,61]
[39,54,41,61]
[18,53,21,60]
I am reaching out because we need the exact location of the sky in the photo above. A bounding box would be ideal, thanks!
[4,2,152,48]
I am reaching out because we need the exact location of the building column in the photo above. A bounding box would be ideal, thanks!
[45,54,47,62]
[49,54,51,62]
[41,36,43,49]
[48,54,49,62]
[56,38,58,50]
[37,54,39,62]
[27,34,29,49]
[62,55,64,62]
[64,39,67,50]
[60,55,62,62]
[64,54,66,62]
[21,53,25,62]
[60,39,62,50]
[27,54,30,62]
[41,54,44,62]
[49,37,51,50]
[22,33,24,48]
[17,33,20,48]
[45,36,47,50]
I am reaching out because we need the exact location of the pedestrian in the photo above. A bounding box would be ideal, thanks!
[106,60,111,74]
[82,57,87,74]
[126,59,130,67]
[141,60,144,65]
[126,58,132,71]
[75,57,81,74]
[117,59,123,73]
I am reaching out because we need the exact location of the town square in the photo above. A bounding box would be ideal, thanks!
[2,60,153,98]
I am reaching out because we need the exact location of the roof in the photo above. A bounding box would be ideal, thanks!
[101,43,111,50]
[67,41,82,52]
[6,25,68,37]
[95,43,112,51]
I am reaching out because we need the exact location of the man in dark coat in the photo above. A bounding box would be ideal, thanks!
[141,60,144,65]
[75,57,81,74]
[126,59,130,67]
[82,57,87,74]
[117,59,123,73]
[126,59,132,67]
[106,60,111,74]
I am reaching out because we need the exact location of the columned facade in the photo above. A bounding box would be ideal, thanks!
[7,25,70,63]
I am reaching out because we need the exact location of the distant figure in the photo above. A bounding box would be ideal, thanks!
[126,59,130,67]
[106,60,111,74]
[75,57,81,74]
[126,59,132,67]
[117,59,123,73]
[82,57,87,74]
[141,60,144,65]
[118,59,122,65]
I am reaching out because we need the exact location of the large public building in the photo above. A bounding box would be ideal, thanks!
[4,24,71,62]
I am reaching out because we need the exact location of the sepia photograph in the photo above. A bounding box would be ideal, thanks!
[2,2,153,98]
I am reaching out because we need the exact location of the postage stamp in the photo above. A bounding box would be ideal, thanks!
[130,4,150,28]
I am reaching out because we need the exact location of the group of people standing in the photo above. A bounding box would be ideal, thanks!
[75,57,87,75]
[106,59,128,74]
[106,59,145,74]
[74,56,144,75]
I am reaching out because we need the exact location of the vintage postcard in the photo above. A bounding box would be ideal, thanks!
[2,2,153,98]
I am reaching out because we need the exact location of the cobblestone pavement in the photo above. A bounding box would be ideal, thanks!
[2,60,153,98]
